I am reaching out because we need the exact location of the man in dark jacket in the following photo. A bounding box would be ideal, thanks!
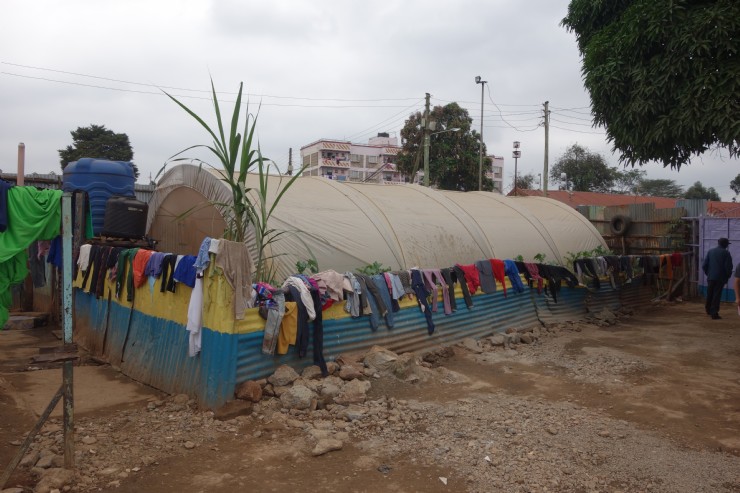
[702,237,733,319]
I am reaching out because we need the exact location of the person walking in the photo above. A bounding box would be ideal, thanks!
[734,260,740,317]
[702,237,733,319]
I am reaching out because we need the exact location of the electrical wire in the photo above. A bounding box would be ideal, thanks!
[345,100,423,141]
[550,124,606,135]
[1,61,420,102]
[550,117,601,128]
[484,84,543,133]
[0,71,419,108]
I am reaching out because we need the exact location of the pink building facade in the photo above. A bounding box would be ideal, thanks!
[300,133,403,184]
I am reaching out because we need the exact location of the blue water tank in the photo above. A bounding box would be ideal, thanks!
[62,158,136,235]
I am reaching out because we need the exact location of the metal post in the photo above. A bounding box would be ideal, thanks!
[61,193,74,468]
[478,81,485,191]
[543,101,550,196]
[423,93,431,187]
[17,143,25,186]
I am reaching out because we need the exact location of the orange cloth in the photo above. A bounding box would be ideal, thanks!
[277,302,298,355]
[132,249,154,288]
[659,254,673,280]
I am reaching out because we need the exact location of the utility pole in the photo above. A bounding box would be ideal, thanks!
[423,92,431,187]
[287,147,293,176]
[543,101,550,197]
[475,77,487,191]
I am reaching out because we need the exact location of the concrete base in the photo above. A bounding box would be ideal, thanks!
[3,312,50,330]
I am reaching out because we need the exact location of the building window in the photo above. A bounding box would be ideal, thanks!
[310,153,318,165]
[367,156,378,164]
[350,170,362,180]
[303,155,310,166]
[350,154,360,163]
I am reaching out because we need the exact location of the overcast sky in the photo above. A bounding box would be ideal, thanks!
[1,0,737,199]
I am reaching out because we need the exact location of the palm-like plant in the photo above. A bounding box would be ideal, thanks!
[161,79,305,281]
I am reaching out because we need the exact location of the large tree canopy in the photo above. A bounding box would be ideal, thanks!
[684,181,721,201]
[635,178,684,198]
[59,124,138,178]
[550,144,616,192]
[397,103,493,191]
[562,0,740,169]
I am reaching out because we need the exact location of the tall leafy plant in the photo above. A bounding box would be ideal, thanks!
[162,79,305,281]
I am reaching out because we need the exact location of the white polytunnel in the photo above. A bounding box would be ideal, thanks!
[146,164,606,281]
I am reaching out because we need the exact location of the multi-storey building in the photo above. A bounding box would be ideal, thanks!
[299,133,403,183]
[487,155,505,193]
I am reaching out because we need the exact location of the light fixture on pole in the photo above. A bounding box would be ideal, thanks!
[423,127,461,187]
[475,75,487,191]
[512,141,521,195]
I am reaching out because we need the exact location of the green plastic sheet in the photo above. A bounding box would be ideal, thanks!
[0,187,62,328]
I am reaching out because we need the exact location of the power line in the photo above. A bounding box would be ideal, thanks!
[1,61,420,102]
[345,100,423,141]
[550,117,601,128]
[485,84,543,133]
[433,96,540,107]
[550,124,606,135]
[0,71,418,108]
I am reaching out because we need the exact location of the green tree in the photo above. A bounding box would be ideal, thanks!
[562,1,740,169]
[163,80,307,282]
[612,168,646,194]
[636,178,684,198]
[514,172,537,191]
[550,144,616,192]
[684,181,721,201]
[58,124,138,178]
[730,174,740,196]
[397,103,493,191]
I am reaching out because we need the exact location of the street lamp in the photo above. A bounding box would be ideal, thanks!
[512,141,521,195]
[475,76,487,191]
[423,127,460,187]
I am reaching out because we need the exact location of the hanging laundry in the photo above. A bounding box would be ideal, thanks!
[194,237,212,274]
[283,276,316,321]
[523,263,544,294]
[475,260,497,294]
[455,263,480,295]
[439,267,458,312]
[173,254,197,288]
[0,187,62,328]
[311,270,345,302]
[133,249,155,288]
[186,277,204,357]
[77,244,92,272]
[160,254,178,292]
[503,260,525,293]
[262,291,285,355]
[277,302,298,355]
[214,240,254,320]
[371,274,395,328]
[343,272,362,317]
[411,269,435,334]
[451,265,473,308]
[28,241,46,288]
[422,269,452,315]
[0,179,14,232]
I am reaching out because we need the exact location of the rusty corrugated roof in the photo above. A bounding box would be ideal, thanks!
[509,189,678,209]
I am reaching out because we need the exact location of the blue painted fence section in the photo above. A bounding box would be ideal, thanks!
[236,289,540,386]
[75,277,649,409]
[533,287,589,325]
[586,284,622,313]
[75,290,237,407]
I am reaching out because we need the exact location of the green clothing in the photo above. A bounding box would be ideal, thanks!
[0,187,62,328]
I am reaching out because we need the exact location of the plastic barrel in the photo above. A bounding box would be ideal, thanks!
[62,158,136,235]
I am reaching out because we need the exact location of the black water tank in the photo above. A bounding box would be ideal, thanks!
[101,196,148,239]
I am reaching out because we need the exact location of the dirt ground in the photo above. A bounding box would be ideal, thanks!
[1,300,739,492]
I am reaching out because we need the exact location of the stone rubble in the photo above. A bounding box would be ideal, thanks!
[11,306,740,492]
